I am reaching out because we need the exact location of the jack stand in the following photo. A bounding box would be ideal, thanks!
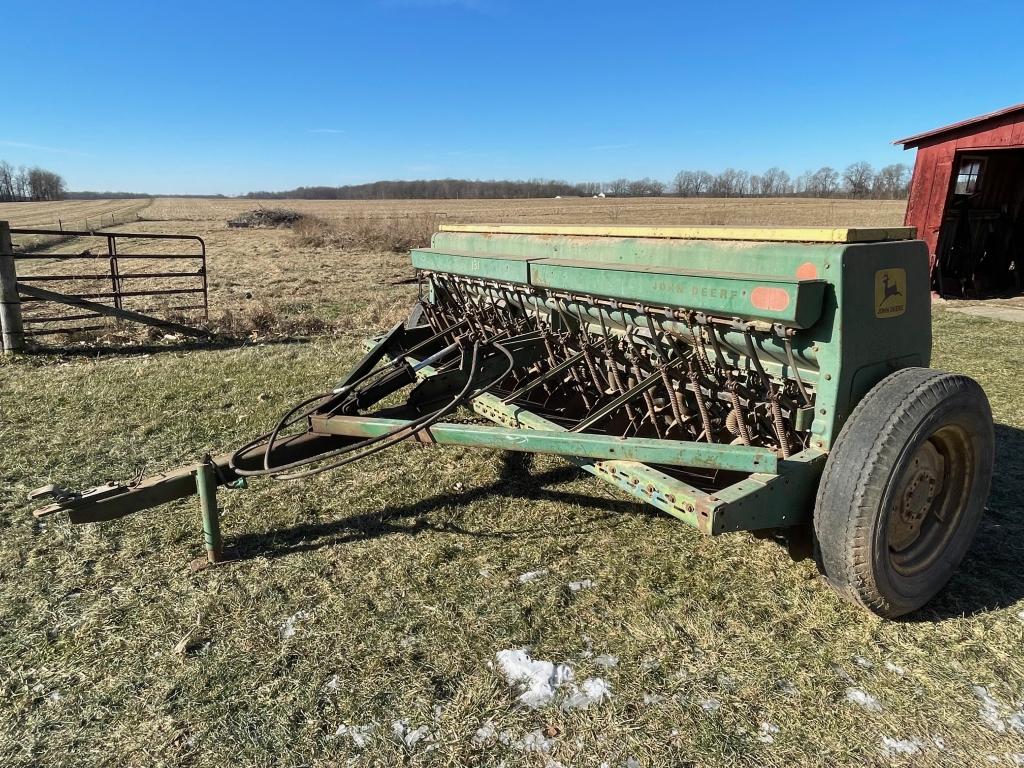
[190,461,237,572]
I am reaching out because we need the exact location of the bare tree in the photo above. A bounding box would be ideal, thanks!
[792,171,811,196]
[608,178,630,196]
[625,177,664,196]
[13,166,30,199]
[27,167,66,201]
[739,171,753,196]
[0,161,13,201]
[673,170,696,197]
[872,163,911,199]
[712,168,751,197]
[806,166,840,198]
[842,162,874,199]
[694,171,713,197]
[673,170,714,197]
[760,166,791,196]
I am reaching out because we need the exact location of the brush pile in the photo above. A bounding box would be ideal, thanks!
[227,207,303,228]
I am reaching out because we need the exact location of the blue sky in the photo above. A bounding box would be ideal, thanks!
[4,0,1023,194]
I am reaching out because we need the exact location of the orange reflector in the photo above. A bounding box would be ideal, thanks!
[750,286,791,312]
[796,262,819,280]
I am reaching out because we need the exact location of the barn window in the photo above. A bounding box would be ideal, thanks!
[954,157,985,195]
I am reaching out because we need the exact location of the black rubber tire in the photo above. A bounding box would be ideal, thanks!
[814,367,994,618]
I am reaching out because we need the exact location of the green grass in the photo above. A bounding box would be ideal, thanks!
[2,309,1023,767]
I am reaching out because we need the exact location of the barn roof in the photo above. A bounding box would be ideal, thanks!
[893,103,1024,148]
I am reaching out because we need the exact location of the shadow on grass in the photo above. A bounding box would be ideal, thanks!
[231,452,652,561]
[915,422,1024,620]
[230,425,1024,621]
[26,335,313,358]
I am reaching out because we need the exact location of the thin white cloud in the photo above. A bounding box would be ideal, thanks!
[0,140,89,156]
[307,128,345,134]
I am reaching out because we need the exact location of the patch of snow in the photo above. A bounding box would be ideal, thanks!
[625,757,641,768]
[1010,712,1024,732]
[391,719,431,748]
[1016,610,1024,623]
[1010,754,1024,766]
[757,722,780,744]
[700,697,721,713]
[518,569,548,584]
[496,648,574,708]
[853,656,873,669]
[277,610,310,639]
[568,579,593,591]
[880,737,923,757]
[472,721,495,748]
[521,729,555,754]
[884,661,906,676]
[933,736,946,750]
[323,675,340,692]
[46,690,61,703]
[334,723,373,749]
[846,688,882,712]
[642,692,663,706]
[594,654,618,668]
[563,677,612,710]
[973,686,1007,732]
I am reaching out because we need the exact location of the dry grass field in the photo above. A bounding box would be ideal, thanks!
[4,197,1024,768]
[141,196,906,228]
[3,196,908,340]
[0,199,150,232]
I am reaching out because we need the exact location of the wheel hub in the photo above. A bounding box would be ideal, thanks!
[889,440,944,552]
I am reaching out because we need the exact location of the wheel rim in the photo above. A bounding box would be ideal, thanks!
[886,424,975,578]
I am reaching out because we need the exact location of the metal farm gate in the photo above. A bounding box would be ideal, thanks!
[1,225,209,346]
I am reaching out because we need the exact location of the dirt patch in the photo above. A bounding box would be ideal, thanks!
[940,295,1024,323]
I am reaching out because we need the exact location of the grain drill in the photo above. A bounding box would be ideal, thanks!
[30,224,995,617]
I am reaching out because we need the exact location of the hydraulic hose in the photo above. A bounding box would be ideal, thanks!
[230,339,516,482]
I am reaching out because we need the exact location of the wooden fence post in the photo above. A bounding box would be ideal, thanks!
[0,221,26,354]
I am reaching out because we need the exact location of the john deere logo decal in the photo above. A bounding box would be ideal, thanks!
[875,268,906,318]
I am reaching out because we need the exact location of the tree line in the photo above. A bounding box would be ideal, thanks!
[669,162,910,199]
[1,159,910,202]
[244,178,589,200]
[0,161,67,201]
[245,162,911,201]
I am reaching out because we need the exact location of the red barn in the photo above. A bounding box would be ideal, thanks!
[895,104,1024,296]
